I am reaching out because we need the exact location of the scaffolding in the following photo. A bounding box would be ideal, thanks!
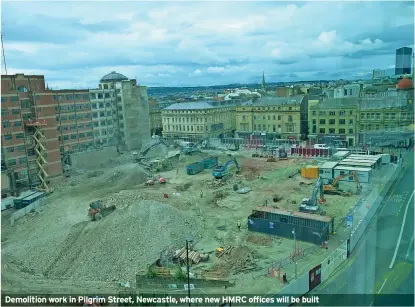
[24,119,51,192]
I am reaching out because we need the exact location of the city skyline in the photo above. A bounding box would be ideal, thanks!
[2,1,414,89]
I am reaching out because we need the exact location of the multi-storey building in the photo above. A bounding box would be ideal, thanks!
[308,98,359,147]
[89,72,150,150]
[333,84,362,98]
[148,98,162,136]
[161,101,239,138]
[395,47,412,75]
[1,74,63,195]
[235,95,308,140]
[53,90,94,154]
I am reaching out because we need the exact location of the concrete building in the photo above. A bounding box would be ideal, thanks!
[1,74,63,194]
[372,69,386,79]
[161,100,239,138]
[275,86,302,97]
[308,97,359,147]
[235,95,308,140]
[89,72,150,150]
[333,84,362,99]
[395,47,412,75]
[148,98,162,136]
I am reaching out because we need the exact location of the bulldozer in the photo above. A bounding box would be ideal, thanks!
[323,171,362,196]
[88,200,116,221]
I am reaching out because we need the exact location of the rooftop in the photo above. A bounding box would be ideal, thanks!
[244,95,304,106]
[252,206,333,223]
[310,97,359,109]
[100,71,129,83]
[163,100,244,110]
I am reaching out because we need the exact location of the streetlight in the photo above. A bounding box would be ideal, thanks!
[185,236,193,307]
[292,229,297,279]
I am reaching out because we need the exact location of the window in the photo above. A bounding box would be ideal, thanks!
[15,133,24,139]
[339,119,345,125]
[339,128,346,134]
[329,111,335,116]
[104,84,108,89]
[339,111,345,116]
[1,97,7,103]
[320,119,326,125]
[319,111,326,116]
[98,93,103,99]
[253,116,256,120]
[70,124,76,130]
[376,113,381,119]
[329,128,335,134]
[100,120,106,125]
[8,159,16,166]
[349,129,353,134]
[361,113,365,119]
[6,147,14,152]
[329,119,335,125]
[319,128,325,133]
[60,105,66,111]
[85,113,91,119]
[71,134,77,139]
[106,102,111,108]
[78,124,84,129]
[77,114,83,119]
[253,124,257,130]
[105,93,110,98]
[18,86,28,93]
[2,121,10,128]
[82,94,89,100]
[391,113,396,120]
[17,145,25,152]
[349,110,353,115]
[288,107,292,111]
[278,115,281,120]
[14,121,22,127]
[1,109,9,116]
[288,115,292,122]
[312,119,316,124]
[35,95,40,101]
[344,89,347,96]
[63,135,69,141]
[4,134,12,140]
[12,108,20,115]
[349,119,353,125]
[19,157,27,164]
[312,111,316,115]
[66,95,73,101]
[90,93,96,100]
[76,104,82,110]
[10,96,18,102]
[268,115,270,120]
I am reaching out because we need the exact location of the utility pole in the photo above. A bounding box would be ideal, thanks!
[1,30,7,74]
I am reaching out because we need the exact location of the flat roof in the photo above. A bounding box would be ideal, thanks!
[339,162,375,168]
[334,166,372,172]
[252,206,333,223]
[320,161,339,169]
[333,151,350,156]
[342,159,376,164]
[348,155,381,160]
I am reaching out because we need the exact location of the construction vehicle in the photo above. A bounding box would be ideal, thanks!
[180,142,200,155]
[323,171,362,196]
[212,158,240,179]
[278,148,288,160]
[299,177,326,215]
[88,200,116,221]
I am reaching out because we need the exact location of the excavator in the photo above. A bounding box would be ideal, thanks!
[323,171,362,196]
[299,177,326,215]
[212,158,240,179]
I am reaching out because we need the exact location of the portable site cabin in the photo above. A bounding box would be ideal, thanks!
[248,206,334,244]
[343,157,381,168]
[332,151,350,161]
[318,161,338,180]
[20,191,46,209]
[333,166,372,183]
[348,154,382,164]
[13,190,38,209]
[338,161,376,170]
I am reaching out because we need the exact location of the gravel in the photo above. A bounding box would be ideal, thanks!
[46,196,202,284]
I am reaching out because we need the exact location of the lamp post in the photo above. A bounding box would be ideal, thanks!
[292,229,297,279]
[185,236,193,307]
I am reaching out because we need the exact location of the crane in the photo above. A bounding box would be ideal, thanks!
[299,177,326,215]
[323,171,362,196]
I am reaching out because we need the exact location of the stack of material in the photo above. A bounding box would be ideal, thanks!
[176,248,201,264]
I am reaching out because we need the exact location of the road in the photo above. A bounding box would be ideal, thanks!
[303,152,414,306]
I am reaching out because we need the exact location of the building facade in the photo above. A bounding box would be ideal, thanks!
[148,98,162,136]
[333,84,362,99]
[161,101,238,138]
[395,47,412,75]
[1,74,63,194]
[89,72,150,150]
[308,98,359,147]
[235,96,307,139]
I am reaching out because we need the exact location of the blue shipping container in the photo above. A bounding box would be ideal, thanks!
[203,157,218,169]
[186,161,204,175]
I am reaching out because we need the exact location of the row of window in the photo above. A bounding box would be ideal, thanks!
[58,132,94,141]
[90,91,120,100]
[360,112,412,120]
[3,133,24,141]
[252,124,295,133]
[92,102,114,109]
[56,113,92,121]
[2,121,22,128]
[359,124,404,132]
[311,128,352,134]
[92,111,113,118]
[52,94,90,101]
[57,120,116,132]
[312,119,353,125]
[164,125,209,132]
[311,110,353,116]
[240,106,297,111]
[1,108,21,116]
[251,115,293,121]
[163,117,208,124]
[54,103,91,112]
[6,156,27,167]
[2,96,25,103]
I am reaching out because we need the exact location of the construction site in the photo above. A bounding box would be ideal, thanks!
[1,139,381,296]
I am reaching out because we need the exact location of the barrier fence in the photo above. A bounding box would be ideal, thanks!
[273,163,401,306]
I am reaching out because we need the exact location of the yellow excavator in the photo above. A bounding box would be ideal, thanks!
[323,171,362,196]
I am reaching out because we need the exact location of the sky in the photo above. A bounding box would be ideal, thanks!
[1,1,414,89]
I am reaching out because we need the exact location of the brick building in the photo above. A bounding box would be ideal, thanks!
[1,74,63,195]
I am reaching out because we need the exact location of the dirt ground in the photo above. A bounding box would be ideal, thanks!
[1,147,357,295]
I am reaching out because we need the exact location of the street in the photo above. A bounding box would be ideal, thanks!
[302,152,414,306]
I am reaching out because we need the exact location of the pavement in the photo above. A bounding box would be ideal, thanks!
[298,151,414,306]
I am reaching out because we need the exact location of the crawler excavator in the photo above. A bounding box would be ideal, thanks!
[299,177,327,215]
[323,171,362,196]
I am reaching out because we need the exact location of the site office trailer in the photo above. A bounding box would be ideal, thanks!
[318,161,339,180]
[248,206,334,245]
[338,160,377,170]
[333,166,372,183]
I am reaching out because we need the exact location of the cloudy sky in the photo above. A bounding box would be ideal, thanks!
[2,1,414,89]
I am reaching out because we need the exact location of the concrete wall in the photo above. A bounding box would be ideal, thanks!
[70,146,118,169]
[10,198,46,226]
[121,82,151,150]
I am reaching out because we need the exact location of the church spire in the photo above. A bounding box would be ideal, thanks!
[261,71,266,91]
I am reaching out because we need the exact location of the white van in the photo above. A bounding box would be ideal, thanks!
[313,144,330,149]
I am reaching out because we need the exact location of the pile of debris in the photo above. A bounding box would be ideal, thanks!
[174,248,209,264]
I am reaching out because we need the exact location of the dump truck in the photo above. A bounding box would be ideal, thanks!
[88,200,116,221]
